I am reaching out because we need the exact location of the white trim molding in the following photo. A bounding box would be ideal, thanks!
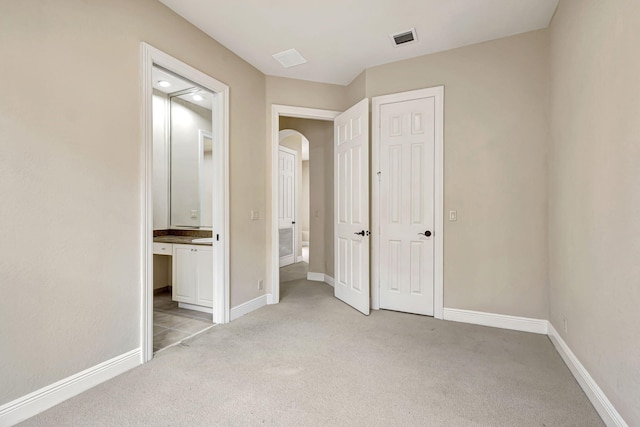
[443,308,548,334]
[0,349,141,426]
[548,324,629,427]
[307,272,334,287]
[307,272,325,282]
[230,295,269,321]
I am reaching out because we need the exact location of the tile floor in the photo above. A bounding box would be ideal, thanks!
[153,290,213,352]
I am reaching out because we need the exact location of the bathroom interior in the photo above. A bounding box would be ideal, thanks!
[151,65,216,352]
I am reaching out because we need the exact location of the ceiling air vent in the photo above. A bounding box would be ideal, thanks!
[272,48,307,68]
[390,28,418,47]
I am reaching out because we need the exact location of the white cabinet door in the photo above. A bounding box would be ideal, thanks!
[334,98,370,315]
[172,245,197,303]
[195,246,214,307]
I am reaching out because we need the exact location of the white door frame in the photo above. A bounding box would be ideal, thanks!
[277,145,298,267]
[270,105,340,304]
[141,43,230,363]
[371,86,444,319]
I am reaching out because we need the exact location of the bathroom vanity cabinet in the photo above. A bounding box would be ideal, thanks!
[153,240,214,311]
[172,244,214,309]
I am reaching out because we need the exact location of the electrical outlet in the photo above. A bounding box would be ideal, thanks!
[258,279,264,290]
[563,317,568,333]
[251,210,259,220]
[190,209,198,219]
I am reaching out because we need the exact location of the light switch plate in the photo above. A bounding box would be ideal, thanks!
[449,210,457,221]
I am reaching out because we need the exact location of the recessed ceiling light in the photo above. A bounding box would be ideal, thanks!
[272,48,307,69]
[192,94,204,101]
[157,80,171,88]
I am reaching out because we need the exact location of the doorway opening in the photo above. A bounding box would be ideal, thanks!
[270,106,339,304]
[141,43,230,363]
[277,131,308,283]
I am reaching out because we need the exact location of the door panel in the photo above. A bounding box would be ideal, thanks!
[196,247,214,307]
[334,99,370,315]
[172,245,197,303]
[278,147,296,267]
[379,97,435,316]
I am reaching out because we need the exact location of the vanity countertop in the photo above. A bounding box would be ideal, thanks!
[153,235,212,246]
[153,229,213,246]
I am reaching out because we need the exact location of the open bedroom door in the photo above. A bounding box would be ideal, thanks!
[334,99,370,315]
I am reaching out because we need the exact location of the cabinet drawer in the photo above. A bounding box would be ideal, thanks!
[153,242,173,255]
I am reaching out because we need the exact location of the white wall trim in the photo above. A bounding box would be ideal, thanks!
[307,272,334,287]
[307,272,325,282]
[548,324,629,427]
[324,275,335,287]
[296,255,304,263]
[0,349,141,426]
[443,308,548,334]
[230,294,269,321]
[141,42,231,363]
[371,86,444,319]
[270,105,341,305]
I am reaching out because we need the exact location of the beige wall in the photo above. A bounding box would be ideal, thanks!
[279,134,303,258]
[345,70,366,107]
[301,161,310,242]
[548,0,640,424]
[0,0,265,405]
[366,30,550,319]
[280,118,335,278]
[266,76,347,112]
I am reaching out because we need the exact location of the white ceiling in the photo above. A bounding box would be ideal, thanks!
[158,0,558,86]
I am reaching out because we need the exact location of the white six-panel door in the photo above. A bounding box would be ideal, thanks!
[378,96,436,316]
[334,99,370,315]
[278,146,296,267]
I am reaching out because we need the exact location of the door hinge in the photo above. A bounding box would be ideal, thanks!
[216,234,220,241]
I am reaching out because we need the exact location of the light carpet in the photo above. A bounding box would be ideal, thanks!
[21,276,602,426]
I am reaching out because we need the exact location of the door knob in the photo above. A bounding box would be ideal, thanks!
[418,230,432,237]
[292,221,296,224]
[354,230,370,236]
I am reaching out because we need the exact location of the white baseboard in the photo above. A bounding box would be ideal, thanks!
[230,294,268,321]
[548,324,628,427]
[0,348,141,426]
[307,272,325,282]
[307,272,334,287]
[266,293,274,304]
[443,308,548,334]
[296,255,304,263]
[178,302,213,314]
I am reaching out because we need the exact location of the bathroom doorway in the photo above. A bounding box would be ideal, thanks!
[142,44,230,362]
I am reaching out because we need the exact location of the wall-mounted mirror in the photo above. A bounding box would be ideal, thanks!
[152,66,214,229]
